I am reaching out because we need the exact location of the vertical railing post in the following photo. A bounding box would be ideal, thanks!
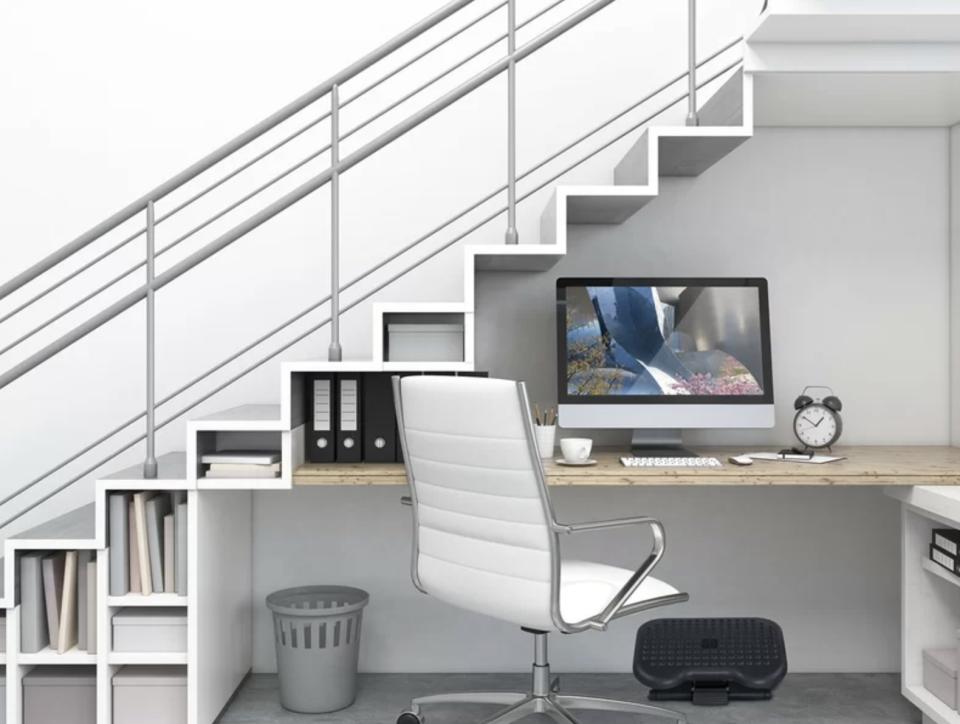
[686,0,699,126]
[328,84,343,361]
[504,0,519,244]
[143,201,158,479]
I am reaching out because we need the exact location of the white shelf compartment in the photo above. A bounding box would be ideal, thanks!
[187,406,289,490]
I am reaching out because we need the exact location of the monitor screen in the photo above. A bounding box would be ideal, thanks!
[557,278,772,404]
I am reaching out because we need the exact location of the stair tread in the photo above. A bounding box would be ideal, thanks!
[14,503,95,543]
[193,404,280,423]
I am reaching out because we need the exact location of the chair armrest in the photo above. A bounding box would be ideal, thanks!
[554,515,668,630]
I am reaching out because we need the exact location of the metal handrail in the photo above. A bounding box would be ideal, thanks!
[0,0,475,303]
[0,0,566,351]
[0,0,619,390]
[0,46,742,531]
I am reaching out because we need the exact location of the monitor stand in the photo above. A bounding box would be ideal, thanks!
[630,429,699,458]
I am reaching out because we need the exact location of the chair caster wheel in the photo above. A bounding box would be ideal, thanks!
[397,711,423,724]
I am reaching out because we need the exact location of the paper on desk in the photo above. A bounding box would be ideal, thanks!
[743,452,846,464]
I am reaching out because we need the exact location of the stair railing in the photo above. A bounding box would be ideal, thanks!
[0,0,735,527]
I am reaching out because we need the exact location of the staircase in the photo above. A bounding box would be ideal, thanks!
[0,0,879,722]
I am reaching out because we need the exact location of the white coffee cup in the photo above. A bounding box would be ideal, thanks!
[560,437,592,463]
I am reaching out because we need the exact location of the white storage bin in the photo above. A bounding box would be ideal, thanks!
[23,667,95,724]
[113,607,187,653]
[387,323,463,362]
[113,666,186,724]
[923,648,959,709]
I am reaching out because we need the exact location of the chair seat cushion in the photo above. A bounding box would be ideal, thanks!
[560,560,679,625]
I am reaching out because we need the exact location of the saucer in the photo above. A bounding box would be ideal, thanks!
[555,458,598,467]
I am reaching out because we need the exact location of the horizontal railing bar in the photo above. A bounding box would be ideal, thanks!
[343,0,509,107]
[340,0,567,136]
[0,0,475,304]
[0,224,146,327]
[155,112,331,227]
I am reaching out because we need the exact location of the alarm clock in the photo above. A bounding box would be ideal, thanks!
[793,386,843,451]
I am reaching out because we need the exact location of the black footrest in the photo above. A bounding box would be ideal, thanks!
[633,618,787,706]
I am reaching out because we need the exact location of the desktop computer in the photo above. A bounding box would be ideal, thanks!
[556,277,774,456]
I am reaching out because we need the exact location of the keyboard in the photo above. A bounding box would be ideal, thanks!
[620,456,722,468]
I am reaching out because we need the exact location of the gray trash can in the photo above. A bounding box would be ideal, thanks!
[266,585,370,713]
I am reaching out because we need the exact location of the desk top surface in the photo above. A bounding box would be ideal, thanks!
[293,446,960,487]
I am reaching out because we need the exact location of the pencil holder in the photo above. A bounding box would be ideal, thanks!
[534,425,557,459]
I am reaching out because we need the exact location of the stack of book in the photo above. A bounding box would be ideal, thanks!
[108,491,188,597]
[931,528,960,576]
[20,550,96,654]
[201,450,281,479]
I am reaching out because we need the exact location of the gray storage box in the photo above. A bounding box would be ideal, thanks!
[113,666,186,724]
[23,666,95,724]
[923,648,959,709]
[0,615,6,653]
[113,608,187,653]
[387,323,464,362]
[0,671,6,724]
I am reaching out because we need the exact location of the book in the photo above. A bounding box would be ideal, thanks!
[20,551,49,653]
[42,552,65,648]
[203,467,280,479]
[57,551,78,653]
[146,495,170,593]
[163,513,175,593]
[77,550,92,650]
[86,560,97,653]
[176,500,188,595]
[108,493,131,595]
[200,450,280,465]
[207,462,280,473]
[129,499,141,594]
[133,492,153,593]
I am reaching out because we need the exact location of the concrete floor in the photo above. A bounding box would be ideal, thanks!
[217,673,921,724]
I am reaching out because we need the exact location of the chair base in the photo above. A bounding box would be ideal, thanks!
[399,631,685,724]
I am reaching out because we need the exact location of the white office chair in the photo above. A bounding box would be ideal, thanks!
[392,375,689,724]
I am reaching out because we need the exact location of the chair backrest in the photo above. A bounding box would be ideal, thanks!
[393,375,559,630]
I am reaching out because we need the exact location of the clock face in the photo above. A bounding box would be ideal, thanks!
[794,403,840,449]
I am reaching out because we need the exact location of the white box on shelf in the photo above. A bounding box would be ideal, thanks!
[923,648,959,710]
[23,667,95,724]
[387,323,463,362]
[113,666,187,724]
[112,607,187,653]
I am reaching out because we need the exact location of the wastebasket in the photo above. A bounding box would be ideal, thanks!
[266,585,370,713]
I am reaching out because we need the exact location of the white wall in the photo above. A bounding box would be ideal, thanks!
[251,127,949,674]
[0,0,748,534]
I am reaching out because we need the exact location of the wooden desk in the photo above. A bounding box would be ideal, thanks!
[293,446,960,487]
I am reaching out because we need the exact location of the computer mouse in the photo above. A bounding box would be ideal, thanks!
[728,455,753,466]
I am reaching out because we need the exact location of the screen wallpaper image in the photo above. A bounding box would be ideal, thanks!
[565,285,766,397]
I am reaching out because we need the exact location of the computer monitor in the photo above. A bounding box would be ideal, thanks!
[556,277,774,453]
